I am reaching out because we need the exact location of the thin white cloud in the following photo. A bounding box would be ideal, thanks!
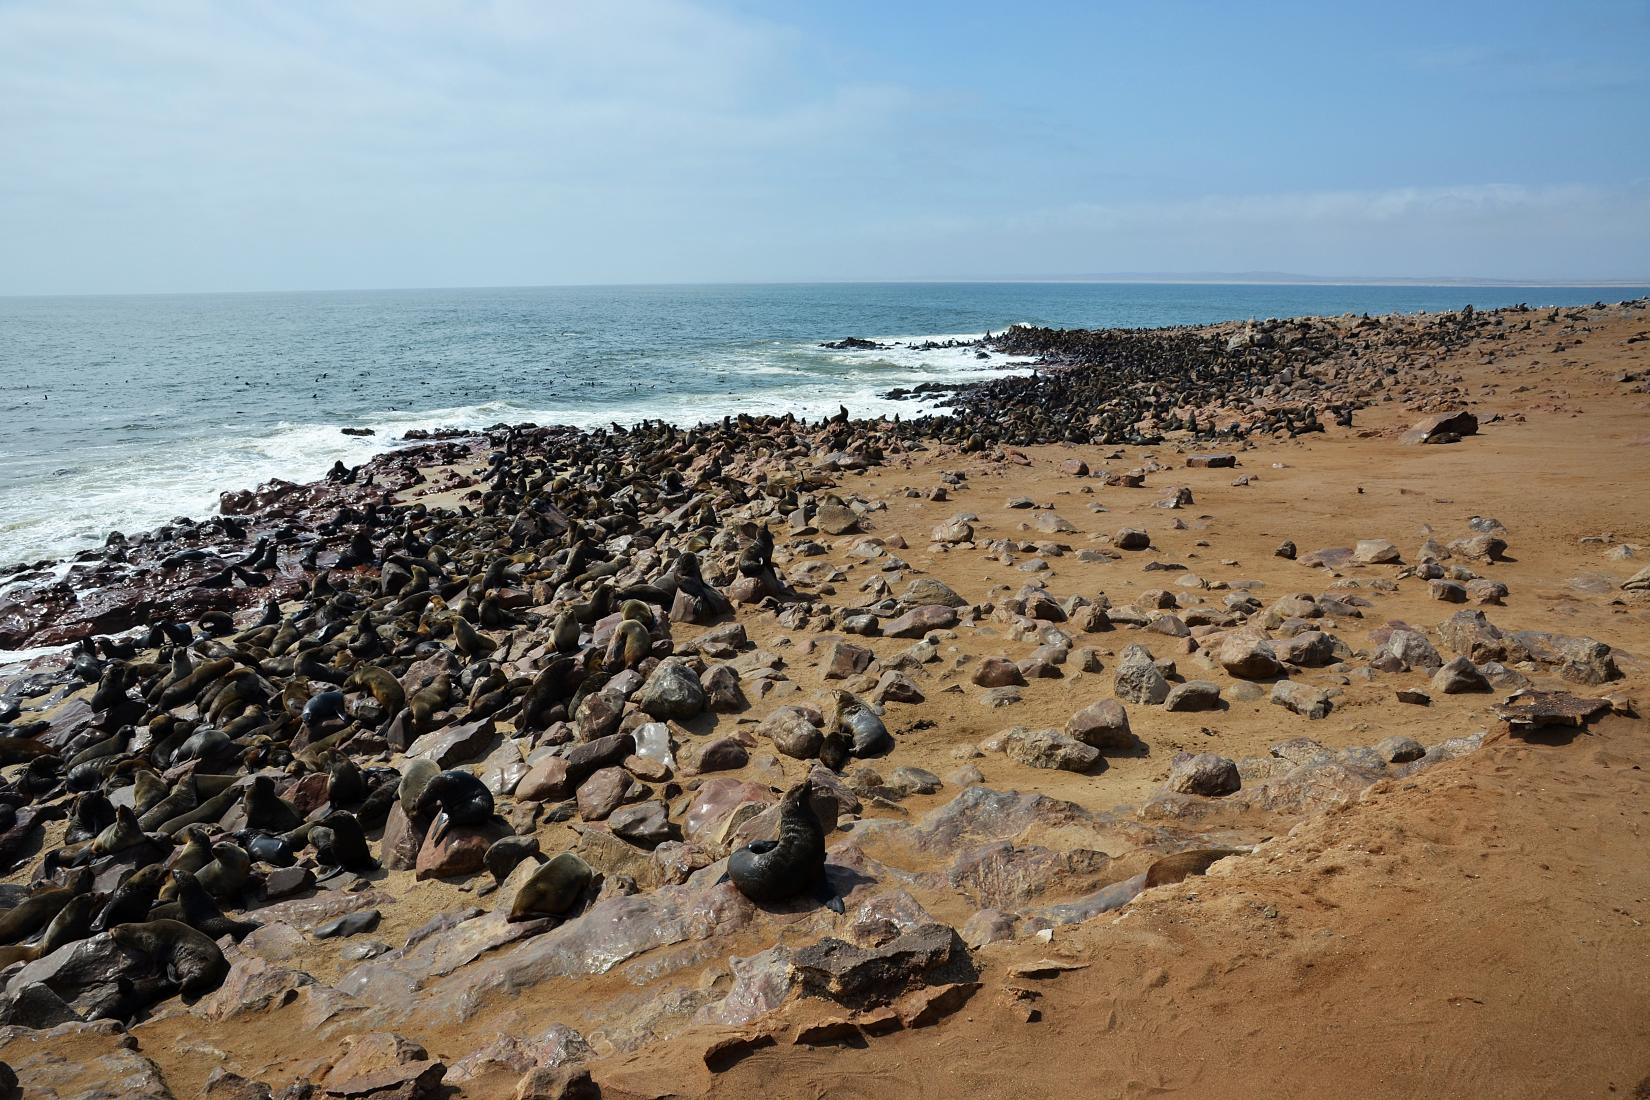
[0,2,1644,292]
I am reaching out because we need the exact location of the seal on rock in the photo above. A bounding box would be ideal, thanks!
[724,778,841,912]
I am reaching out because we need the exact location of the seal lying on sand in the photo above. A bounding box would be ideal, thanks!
[723,778,842,913]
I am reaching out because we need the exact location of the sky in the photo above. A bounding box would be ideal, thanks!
[1,0,1647,295]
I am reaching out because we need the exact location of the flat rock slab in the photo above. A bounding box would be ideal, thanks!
[1494,690,1611,730]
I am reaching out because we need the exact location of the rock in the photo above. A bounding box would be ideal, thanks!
[887,766,943,797]
[892,578,965,612]
[683,779,772,845]
[517,757,574,803]
[1113,528,1151,551]
[608,800,672,848]
[1623,565,1650,591]
[1432,656,1491,694]
[1059,458,1090,475]
[513,1065,598,1100]
[790,922,975,1010]
[1164,680,1222,712]
[1384,628,1443,671]
[824,641,875,680]
[263,865,315,900]
[1270,681,1332,719]
[315,909,381,939]
[1186,453,1236,468]
[1375,736,1426,763]
[320,1032,445,1099]
[1166,752,1240,796]
[1401,410,1478,444]
[1449,534,1508,563]
[200,1069,275,1100]
[407,718,496,769]
[573,690,625,740]
[416,818,510,880]
[634,659,707,721]
[1034,512,1077,534]
[972,656,1027,688]
[884,605,958,638]
[701,664,747,712]
[1064,699,1135,750]
[682,736,749,774]
[575,767,640,821]
[1113,645,1169,704]
[1429,579,1467,602]
[1215,634,1282,680]
[816,504,862,535]
[760,707,824,760]
[1396,689,1431,706]
[1274,540,1297,560]
[509,853,594,919]
[1493,690,1611,731]
[1353,539,1401,565]
[961,908,1017,948]
[931,518,973,544]
[563,732,635,782]
[994,727,1102,772]
[1275,631,1339,667]
[871,670,925,705]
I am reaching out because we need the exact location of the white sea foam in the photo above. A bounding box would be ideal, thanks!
[0,331,1031,568]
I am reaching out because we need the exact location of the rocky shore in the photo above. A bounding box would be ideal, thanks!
[0,299,1647,1099]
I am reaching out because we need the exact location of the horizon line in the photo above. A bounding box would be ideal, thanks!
[5,273,1650,301]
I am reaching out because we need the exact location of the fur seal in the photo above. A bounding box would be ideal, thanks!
[91,863,167,932]
[193,842,252,901]
[0,874,87,945]
[310,811,376,871]
[155,870,259,941]
[0,892,100,968]
[301,689,347,728]
[413,769,494,839]
[107,919,230,998]
[724,779,840,911]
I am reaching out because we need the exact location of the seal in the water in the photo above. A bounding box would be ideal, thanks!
[724,778,841,912]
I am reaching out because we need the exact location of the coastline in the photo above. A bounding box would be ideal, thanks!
[0,298,1647,1097]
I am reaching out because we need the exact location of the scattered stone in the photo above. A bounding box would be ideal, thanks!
[1166,752,1240,796]
[1270,681,1331,719]
[1065,699,1135,750]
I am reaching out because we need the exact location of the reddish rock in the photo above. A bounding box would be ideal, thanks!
[415,817,510,881]
[516,757,573,803]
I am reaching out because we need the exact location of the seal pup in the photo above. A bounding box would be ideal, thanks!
[723,778,842,912]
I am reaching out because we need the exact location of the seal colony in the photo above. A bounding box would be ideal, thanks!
[0,300,1646,1097]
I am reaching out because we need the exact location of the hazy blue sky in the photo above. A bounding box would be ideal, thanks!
[2,0,1647,294]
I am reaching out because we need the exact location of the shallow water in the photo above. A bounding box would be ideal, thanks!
[1,281,1642,567]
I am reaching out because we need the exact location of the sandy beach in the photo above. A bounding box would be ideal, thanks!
[1,299,1647,1099]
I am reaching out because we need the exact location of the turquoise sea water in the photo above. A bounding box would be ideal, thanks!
[1,281,1644,567]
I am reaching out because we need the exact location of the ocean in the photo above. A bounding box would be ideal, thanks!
[1,281,1643,569]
